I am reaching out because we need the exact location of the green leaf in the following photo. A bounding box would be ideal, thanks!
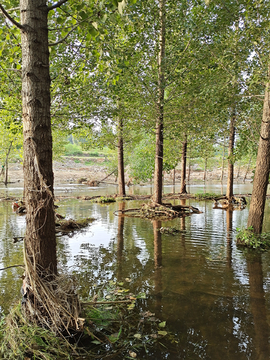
[158,331,167,336]
[158,321,166,328]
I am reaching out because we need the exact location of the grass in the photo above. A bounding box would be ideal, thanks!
[194,192,218,200]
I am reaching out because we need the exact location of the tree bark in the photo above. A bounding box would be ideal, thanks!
[20,0,57,274]
[153,0,165,204]
[226,112,236,200]
[117,117,126,196]
[180,134,187,194]
[247,73,270,233]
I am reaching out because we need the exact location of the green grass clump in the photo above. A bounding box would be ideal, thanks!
[194,192,217,200]
[236,227,270,250]
[94,196,116,204]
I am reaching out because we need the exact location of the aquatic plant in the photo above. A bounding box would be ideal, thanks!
[236,227,270,250]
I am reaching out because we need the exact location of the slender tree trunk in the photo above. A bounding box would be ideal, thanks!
[203,158,207,182]
[153,0,165,204]
[180,134,187,194]
[220,136,225,183]
[3,142,13,186]
[243,156,252,184]
[172,168,175,193]
[20,0,57,274]
[236,163,241,180]
[247,73,270,233]
[226,113,236,200]
[117,117,126,196]
[188,148,191,183]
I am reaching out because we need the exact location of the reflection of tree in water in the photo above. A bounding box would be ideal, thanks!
[246,253,269,360]
[0,202,25,315]
[152,220,162,313]
[116,202,125,280]
[226,208,233,268]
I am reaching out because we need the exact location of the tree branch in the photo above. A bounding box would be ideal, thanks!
[0,4,24,29]
[47,0,69,11]
[48,23,80,46]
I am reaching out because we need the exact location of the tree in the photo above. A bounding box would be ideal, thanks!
[247,69,270,233]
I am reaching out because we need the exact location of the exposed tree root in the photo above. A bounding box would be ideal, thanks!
[22,252,81,337]
[114,202,202,219]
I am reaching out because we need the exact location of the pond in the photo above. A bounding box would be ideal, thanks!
[1,181,270,359]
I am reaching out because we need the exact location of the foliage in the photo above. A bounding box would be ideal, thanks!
[64,143,84,157]
[236,227,270,250]
[128,133,155,183]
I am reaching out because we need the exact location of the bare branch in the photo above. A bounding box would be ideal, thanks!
[0,4,23,29]
[48,23,80,46]
[0,264,24,271]
[47,0,69,11]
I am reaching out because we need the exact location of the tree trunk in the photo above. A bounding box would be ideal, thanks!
[117,117,126,196]
[172,168,175,193]
[236,162,241,179]
[180,134,187,194]
[226,113,236,200]
[20,0,57,274]
[243,155,252,184]
[247,75,270,233]
[4,142,12,186]
[152,0,165,204]
[203,158,207,182]
[187,147,191,183]
[220,136,225,183]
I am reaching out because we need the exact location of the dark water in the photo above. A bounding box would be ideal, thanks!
[1,182,270,359]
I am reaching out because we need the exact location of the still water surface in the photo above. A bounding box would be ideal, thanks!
[1,182,270,359]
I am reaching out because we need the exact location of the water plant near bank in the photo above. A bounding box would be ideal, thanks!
[236,227,270,250]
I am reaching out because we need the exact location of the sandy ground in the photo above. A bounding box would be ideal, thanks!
[7,159,253,185]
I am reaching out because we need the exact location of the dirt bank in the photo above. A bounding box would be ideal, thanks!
[6,159,253,185]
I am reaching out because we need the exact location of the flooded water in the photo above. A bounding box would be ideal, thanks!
[1,182,270,359]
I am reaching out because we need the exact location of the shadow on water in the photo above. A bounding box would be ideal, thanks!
[1,182,270,359]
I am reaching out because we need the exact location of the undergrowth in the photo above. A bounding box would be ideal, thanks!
[236,227,270,250]
[0,280,169,360]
